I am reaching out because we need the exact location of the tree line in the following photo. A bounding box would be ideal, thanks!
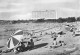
[0,16,80,24]
[34,17,80,23]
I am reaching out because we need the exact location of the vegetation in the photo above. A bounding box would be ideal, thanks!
[0,16,80,24]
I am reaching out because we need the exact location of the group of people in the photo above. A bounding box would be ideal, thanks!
[50,32,66,48]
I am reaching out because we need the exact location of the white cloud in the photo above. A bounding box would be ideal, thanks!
[57,7,80,18]
[39,0,76,3]
[10,13,32,20]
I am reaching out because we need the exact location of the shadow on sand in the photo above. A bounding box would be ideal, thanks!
[23,43,48,52]
[0,46,4,48]
[1,43,48,54]
[34,43,48,49]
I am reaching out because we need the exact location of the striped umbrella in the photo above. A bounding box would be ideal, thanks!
[7,30,24,49]
[14,30,23,35]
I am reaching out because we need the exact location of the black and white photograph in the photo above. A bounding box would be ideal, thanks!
[0,0,80,55]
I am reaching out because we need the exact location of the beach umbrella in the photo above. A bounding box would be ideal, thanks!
[7,37,19,49]
[7,30,24,49]
[14,30,23,35]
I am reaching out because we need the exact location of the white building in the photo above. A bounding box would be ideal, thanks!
[32,10,57,19]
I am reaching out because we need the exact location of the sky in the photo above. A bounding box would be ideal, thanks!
[0,0,80,20]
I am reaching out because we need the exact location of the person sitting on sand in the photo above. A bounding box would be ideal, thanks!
[50,38,57,48]
[58,41,66,46]
[53,38,57,46]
